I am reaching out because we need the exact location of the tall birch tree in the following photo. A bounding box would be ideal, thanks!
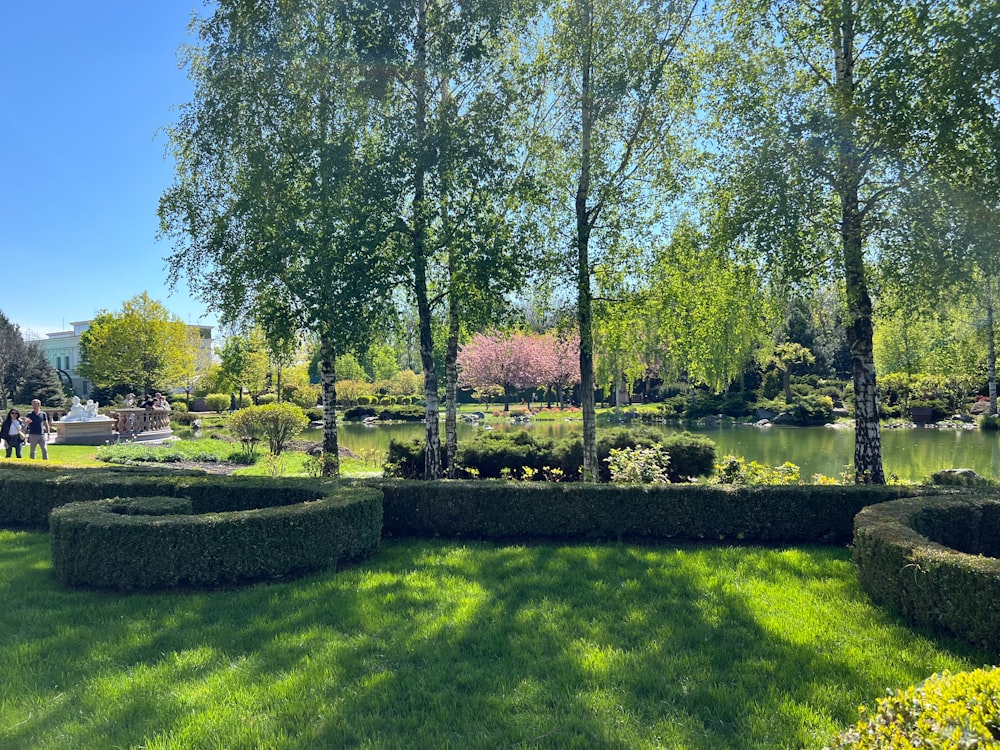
[530,0,697,480]
[709,0,987,482]
[159,0,400,475]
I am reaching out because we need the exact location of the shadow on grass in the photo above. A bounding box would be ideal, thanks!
[0,532,986,750]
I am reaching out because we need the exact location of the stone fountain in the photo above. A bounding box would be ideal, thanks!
[55,396,116,445]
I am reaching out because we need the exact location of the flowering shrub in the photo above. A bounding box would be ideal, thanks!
[606,444,671,484]
[826,667,1000,749]
[715,455,801,485]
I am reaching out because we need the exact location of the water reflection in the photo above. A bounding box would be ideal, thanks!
[298,421,1000,482]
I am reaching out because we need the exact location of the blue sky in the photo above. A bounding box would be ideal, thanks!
[1,1,218,338]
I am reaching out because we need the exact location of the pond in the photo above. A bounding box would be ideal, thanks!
[301,420,1000,482]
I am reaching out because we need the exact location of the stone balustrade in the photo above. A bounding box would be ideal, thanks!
[112,407,172,436]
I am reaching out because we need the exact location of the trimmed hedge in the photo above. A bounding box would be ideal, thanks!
[49,480,382,590]
[380,480,923,544]
[853,492,1000,652]
[0,465,195,529]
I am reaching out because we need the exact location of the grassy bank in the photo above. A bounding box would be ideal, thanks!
[0,535,982,749]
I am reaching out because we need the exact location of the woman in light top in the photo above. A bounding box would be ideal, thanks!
[1,409,24,458]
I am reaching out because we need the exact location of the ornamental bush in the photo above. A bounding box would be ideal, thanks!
[826,667,1000,749]
[205,393,231,412]
[715,455,801,485]
[227,402,307,455]
[606,444,671,484]
[49,479,382,590]
[256,402,308,454]
[386,428,716,482]
[228,405,265,454]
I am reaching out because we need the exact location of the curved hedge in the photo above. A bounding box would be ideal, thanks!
[0,465,196,529]
[853,492,1000,652]
[50,481,382,590]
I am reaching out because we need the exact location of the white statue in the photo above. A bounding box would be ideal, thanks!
[64,396,88,421]
[61,395,113,422]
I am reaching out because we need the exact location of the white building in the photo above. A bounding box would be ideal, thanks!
[35,320,214,396]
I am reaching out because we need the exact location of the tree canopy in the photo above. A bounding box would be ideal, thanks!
[77,293,196,397]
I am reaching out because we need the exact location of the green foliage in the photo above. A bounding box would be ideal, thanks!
[97,439,242,465]
[256,402,308,455]
[218,328,270,405]
[257,393,278,405]
[827,667,1000,749]
[49,482,382,589]
[205,393,231,412]
[385,439,426,480]
[979,415,1000,431]
[343,405,425,422]
[228,407,265,455]
[854,494,1000,652]
[227,403,307,455]
[606,445,671,484]
[107,495,194,517]
[715,455,801,485]
[789,393,834,424]
[77,293,197,394]
[379,480,923,545]
[385,429,715,484]
[0,466,192,528]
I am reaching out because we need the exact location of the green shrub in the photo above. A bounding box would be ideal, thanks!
[257,393,278,405]
[256,402,308,454]
[789,393,833,423]
[384,429,717,483]
[606,445,670,484]
[659,432,717,480]
[170,401,188,413]
[715,455,801,485]
[344,406,378,421]
[228,407,265,454]
[229,403,307,455]
[385,439,426,479]
[205,393,231,412]
[979,414,1000,431]
[97,440,237,465]
[853,493,1000,651]
[456,430,551,479]
[49,480,382,590]
[287,384,321,409]
[555,429,715,483]
[0,466,196,529]
[378,405,425,422]
[305,407,323,422]
[827,667,1000,749]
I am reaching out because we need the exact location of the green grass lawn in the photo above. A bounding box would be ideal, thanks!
[0,535,984,749]
[0,441,383,478]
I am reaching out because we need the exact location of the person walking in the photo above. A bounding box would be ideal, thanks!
[1,409,25,458]
[25,399,52,460]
